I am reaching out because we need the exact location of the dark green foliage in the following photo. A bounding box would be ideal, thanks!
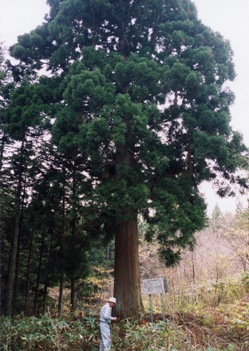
[1,1,248,317]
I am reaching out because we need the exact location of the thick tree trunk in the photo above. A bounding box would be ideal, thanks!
[114,217,144,319]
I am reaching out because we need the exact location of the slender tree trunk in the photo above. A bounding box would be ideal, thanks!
[5,139,27,315]
[24,231,34,313]
[58,271,64,319]
[58,178,66,319]
[5,207,21,315]
[114,217,144,319]
[70,216,77,316]
[13,178,27,313]
[0,131,7,172]
[34,232,45,316]
[70,278,76,316]
[13,219,22,312]
[0,219,3,315]
[70,165,77,315]
[106,245,111,260]
[191,251,195,284]
[43,229,53,314]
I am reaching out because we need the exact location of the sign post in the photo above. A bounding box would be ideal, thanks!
[149,294,153,323]
[160,293,165,322]
[142,277,168,323]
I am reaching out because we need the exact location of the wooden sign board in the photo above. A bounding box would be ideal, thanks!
[142,277,168,295]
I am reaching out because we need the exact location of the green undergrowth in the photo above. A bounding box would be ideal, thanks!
[1,275,248,351]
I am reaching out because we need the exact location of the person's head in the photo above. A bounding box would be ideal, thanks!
[108,297,116,307]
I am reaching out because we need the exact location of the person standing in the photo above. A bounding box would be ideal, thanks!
[99,297,118,351]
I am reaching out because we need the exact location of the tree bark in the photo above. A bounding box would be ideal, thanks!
[5,139,25,315]
[58,177,66,319]
[114,217,144,319]
[5,205,21,315]
[58,270,64,319]
[24,231,34,313]
[70,165,77,315]
[70,278,76,316]
[43,229,53,314]
[34,232,45,316]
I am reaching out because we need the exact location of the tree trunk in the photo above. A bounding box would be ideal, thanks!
[0,131,7,172]
[58,271,64,319]
[5,207,21,315]
[114,217,144,319]
[58,179,66,319]
[43,229,53,314]
[13,220,22,312]
[0,228,3,315]
[34,232,45,316]
[70,165,77,316]
[24,231,34,313]
[5,142,25,315]
[70,278,76,316]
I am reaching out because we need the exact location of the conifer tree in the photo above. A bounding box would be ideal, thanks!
[10,0,248,318]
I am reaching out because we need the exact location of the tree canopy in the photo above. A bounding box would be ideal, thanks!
[1,0,248,318]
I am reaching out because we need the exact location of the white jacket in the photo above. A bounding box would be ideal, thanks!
[99,303,114,324]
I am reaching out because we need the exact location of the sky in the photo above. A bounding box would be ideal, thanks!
[192,0,249,214]
[0,0,248,215]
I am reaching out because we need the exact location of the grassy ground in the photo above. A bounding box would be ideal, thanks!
[1,276,248,351]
